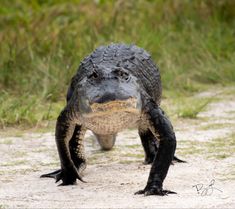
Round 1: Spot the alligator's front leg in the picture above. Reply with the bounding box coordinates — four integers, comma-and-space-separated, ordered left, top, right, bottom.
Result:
41, 108, 84, 185
55, 109, 86, 185
136, 101, 176, 196
69, 125, 87, 175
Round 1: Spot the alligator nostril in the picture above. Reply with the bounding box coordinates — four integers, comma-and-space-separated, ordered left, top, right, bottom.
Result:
113, 68, 130, 81
124, 74, 130, 81
120, 71, 130, 81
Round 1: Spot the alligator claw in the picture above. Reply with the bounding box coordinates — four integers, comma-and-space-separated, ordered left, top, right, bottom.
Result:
41, 165, 86, 185
55, 172, 63, 183
134, 189, 145, 195
135, 187, 176, 196
143, 157, 155, 165
40, 169, 61, 179
144, 156, 186, 165
173, 156, 187, 163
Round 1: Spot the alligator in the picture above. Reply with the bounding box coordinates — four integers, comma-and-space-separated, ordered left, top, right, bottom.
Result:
41, 43, 184, 196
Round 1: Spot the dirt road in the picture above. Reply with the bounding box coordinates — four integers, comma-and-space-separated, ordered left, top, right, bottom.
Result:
0, 87, 234, 208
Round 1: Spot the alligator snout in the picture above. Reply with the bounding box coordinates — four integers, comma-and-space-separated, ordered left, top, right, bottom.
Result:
91, 93, 132, 104
78, 65, 142, 115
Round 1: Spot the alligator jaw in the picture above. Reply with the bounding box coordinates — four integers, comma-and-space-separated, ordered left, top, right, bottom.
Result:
81, 98, 141, 134
90, 97, 139, 113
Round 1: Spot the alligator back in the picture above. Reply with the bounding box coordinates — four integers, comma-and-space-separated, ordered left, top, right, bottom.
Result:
75, 43, 162, 105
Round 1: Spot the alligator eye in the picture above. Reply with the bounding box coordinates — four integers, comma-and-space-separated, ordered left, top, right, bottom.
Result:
88, 71, 98, 79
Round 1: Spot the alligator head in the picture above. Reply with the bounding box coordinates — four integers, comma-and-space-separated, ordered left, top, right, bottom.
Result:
75, 64, 142, 134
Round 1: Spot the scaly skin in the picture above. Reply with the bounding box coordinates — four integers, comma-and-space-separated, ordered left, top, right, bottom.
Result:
41, 43, 183, 195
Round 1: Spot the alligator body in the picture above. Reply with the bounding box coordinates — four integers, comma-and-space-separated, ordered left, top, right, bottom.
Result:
41, 43, 180, 196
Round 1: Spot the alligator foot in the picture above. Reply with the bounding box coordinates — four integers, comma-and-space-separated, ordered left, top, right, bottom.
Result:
41, 165, 86, 185
135, 187, 176, 196
143, 156, 155, 165
41, 169, 61, 179
172, 156, 187, 163
144, 155, 186, 165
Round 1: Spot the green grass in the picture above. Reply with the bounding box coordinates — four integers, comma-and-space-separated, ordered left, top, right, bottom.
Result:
200, 122, 232, 130
0, 91, 64, 126
1, 160, 28, 167
0, 139, 13, 145
0, 0, 235, 127
14, 151, 27, 158
177, 132, 235, 160
119, 160, 141, 164
161, 91, 215, 119
0, 205, 7, 209
123, 153, 144, 159
177, 97, 212, 118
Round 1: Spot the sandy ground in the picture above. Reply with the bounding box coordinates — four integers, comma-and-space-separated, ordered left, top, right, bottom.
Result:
0, 87, 235, 208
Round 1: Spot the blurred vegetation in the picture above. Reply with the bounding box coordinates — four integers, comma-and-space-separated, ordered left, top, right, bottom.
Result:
0, 0, 235, 127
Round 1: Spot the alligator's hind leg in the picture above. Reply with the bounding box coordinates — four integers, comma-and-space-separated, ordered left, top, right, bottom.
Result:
139, 129, 158, 164
41, 125, 86, 180
139, 128, 185, 165
94, 134, 117, 151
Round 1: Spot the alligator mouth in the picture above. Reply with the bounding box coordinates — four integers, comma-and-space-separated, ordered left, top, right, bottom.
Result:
81, 98, 140, 134
86, 97, 139, 117
82, 98, 141, 135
